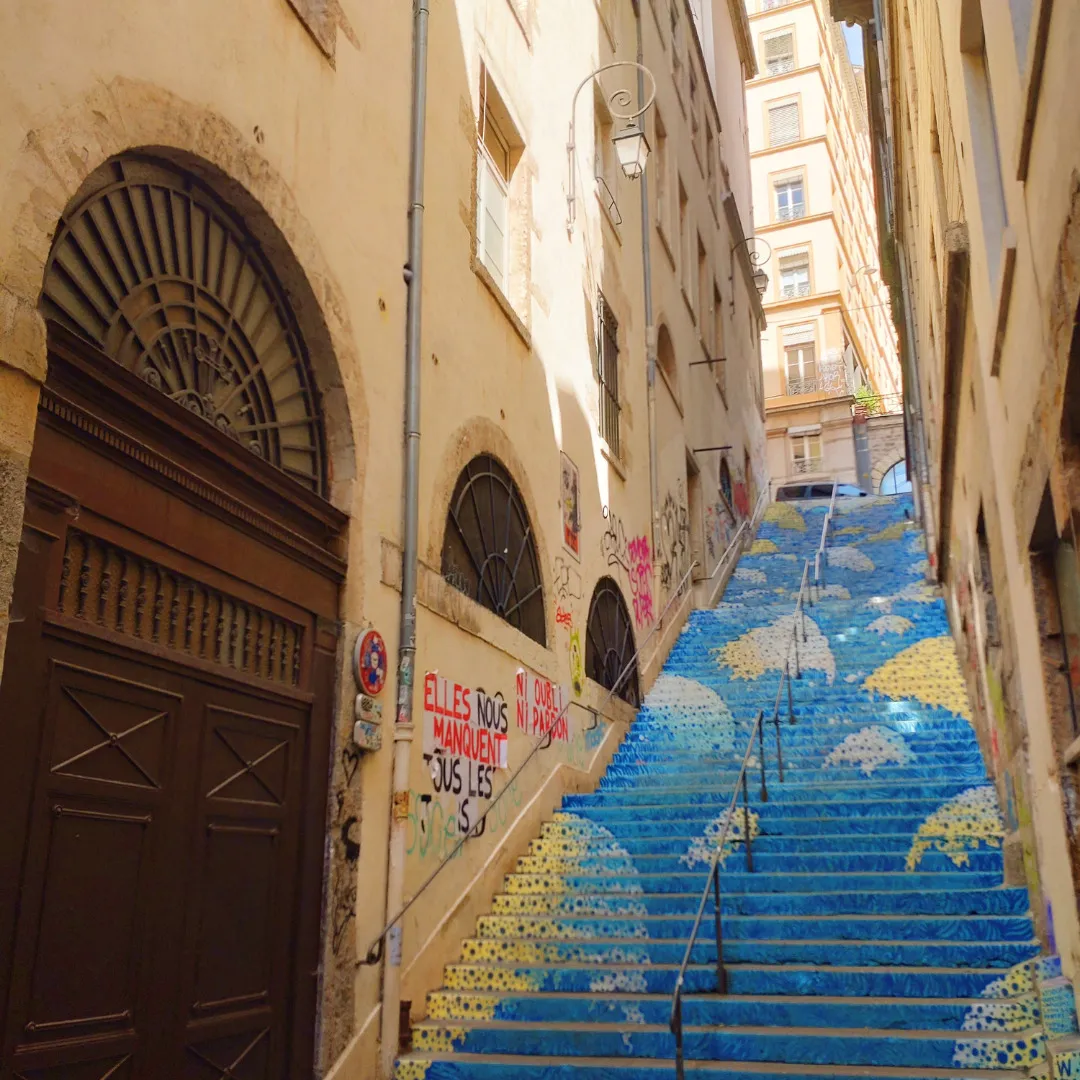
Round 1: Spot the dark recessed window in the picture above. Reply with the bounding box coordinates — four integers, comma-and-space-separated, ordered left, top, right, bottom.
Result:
441, 454, 545, 645
720, 458, 733, 508
586, 577, 639, 706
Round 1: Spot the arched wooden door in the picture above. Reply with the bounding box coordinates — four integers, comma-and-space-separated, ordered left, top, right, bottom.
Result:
0, 158, 347, 1080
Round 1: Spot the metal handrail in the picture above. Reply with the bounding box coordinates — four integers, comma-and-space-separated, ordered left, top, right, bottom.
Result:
702, 488, 770, 609
813, 481, 839, 594
358, 556, 702, 967
669, 560, 809, 1078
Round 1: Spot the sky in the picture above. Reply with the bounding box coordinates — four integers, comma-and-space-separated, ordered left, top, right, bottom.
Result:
843, 23, 865, 66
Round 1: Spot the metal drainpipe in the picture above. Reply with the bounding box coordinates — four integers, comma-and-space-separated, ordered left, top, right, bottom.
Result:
380, 0, 429, 1075
634, 0, 660, 566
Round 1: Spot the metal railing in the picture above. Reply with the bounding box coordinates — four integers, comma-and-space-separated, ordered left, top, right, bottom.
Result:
358, 556, 703, 968
669, 561, 810, 1079
812, 481, 839, 595
702, 487, 770, 609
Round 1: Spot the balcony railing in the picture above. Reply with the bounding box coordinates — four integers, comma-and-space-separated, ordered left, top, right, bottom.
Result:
792, 457, 824, 475
761, 0, 795, 9
785, 360, 852, 398
766, 58, 796, 75
780, 281, 811, 300
776, 204, 806, 222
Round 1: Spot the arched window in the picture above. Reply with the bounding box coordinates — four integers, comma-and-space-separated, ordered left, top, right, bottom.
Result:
441, 454, 545, 645
657, 323, 678, 390
879, 459, 912, 495
585, 577, 640, 706
720, 458, 733, 508
41, 155, 327, 495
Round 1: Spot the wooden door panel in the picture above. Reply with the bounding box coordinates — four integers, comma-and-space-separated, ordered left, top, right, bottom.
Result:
6, 656, 182, 1077
12, 1049, 136, 1080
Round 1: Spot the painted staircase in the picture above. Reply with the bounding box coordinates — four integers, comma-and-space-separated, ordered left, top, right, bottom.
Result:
395, 495, 1069, 1080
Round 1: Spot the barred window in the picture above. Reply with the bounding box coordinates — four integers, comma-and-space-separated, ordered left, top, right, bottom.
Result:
597, 293, 621, 454
586, 577, 640, 706
441, 454, 546, 645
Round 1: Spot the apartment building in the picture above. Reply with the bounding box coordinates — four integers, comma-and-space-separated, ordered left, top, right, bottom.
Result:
744, 0, 901, 493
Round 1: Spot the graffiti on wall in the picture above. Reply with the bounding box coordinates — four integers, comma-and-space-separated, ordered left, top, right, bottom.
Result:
328, 740, 363, 955
704, 503, 733, 562
569, 629, 585, 695
657, 483, 690, 591
628, 535, 654, 626
601, 507, 654, 629
422, 672, 509, 837
405, 777, 523, 862
733, 480, 750, 518
553, 555, 584, 694
516, 668, 571, 743
561, 452, 581, 558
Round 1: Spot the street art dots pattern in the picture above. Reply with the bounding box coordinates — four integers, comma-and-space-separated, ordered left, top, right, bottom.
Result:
981, 962, 1036, 998
636, 675, 737, 753
427, 993, 501, 1021
681, 805, 761, 868
817, 584, 852, 600
824, 726, 912, 775
394, 1061, 432, 1080
412, 1028, 468, 1054
827, 546, 875, 572
763, 503, 807, 531
734, 567, 767, 583
479, 916, 647, 941
908, 558, 930, 575
589, 970, 649, 993
958, 996, 1041, 1033
715, 613, 836, 684
951, 1032, 1045, 1069
864, 636, 971, 719
907, 786, 1004, 871
750, 538, 778, 554
865, 580, 939, 613
443, 966, 543, 992
868, 614, 914, 636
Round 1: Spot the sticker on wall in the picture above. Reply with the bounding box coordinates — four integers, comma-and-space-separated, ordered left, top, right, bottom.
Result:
561, 452, 581, 558
353, 629, 388, 695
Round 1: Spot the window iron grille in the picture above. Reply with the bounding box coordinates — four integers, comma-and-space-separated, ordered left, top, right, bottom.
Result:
586, 577, 640, 706
597, 294, 621, 455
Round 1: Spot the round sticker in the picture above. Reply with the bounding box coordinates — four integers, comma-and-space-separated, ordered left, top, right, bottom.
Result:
353, 629, 388, 695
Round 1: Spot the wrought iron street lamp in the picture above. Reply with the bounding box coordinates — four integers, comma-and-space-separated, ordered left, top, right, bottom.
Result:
567, 60, 656, 233
732, 236, 773, 298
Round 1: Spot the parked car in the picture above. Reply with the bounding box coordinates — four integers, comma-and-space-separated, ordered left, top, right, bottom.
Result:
775, 482, 867, 501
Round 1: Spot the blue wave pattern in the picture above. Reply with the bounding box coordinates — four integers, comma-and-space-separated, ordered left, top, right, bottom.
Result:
396, 495, 1050, 1080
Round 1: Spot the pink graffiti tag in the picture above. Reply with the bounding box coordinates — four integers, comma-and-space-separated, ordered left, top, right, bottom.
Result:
627, 535, 654, 628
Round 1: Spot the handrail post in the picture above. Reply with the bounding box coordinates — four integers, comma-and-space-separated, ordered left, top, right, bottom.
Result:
757, 711, 767, 802
787, 661, 795, 723
713, 863, 726, 994
741, 770, 753, 872
673, 990, 685, 1080
792, 618, 801, 679
773, 694, 785, 783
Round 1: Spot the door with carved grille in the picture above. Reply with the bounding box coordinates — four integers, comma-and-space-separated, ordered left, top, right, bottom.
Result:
0, 328, 344, 1080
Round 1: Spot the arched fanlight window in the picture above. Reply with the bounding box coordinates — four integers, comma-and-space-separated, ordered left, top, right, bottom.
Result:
41, 155, 327, 495
720, 458, 733, 508
879, 459, 912, 495
441, 454, 546, 645
585, 577, 640, 706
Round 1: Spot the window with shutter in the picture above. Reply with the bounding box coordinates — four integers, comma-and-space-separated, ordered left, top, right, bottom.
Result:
783, 324, 817, 394
779, 251, 810, 299
764, 32, 795, 75
768, 101, 800, 146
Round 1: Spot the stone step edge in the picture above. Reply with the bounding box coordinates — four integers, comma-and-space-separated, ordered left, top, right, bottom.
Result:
394, 1050, 1025, 1077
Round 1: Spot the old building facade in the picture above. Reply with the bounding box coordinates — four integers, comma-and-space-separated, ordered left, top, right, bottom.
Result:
836, 0, 1080, 1013
0, 1, 764, 1077
744, 0, 901, 495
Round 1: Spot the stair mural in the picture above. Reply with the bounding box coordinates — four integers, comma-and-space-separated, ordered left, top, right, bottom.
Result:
395, 494, 1078, 1079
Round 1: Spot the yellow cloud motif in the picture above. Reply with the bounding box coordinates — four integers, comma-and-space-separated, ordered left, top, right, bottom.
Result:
427, 992, 501, 1021
763, 503, 807, 531
907, 786, 1003, 871
835, 525, 865, 536
412, 1028, 468, 1054
750, 538, 779, 554
865, 521, 914, 543
863, 636, 971, 720
715, 614, 835, 683
395, 1062, 432, 1080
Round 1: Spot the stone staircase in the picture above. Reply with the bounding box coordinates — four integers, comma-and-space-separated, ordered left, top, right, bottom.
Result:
395, 495, 1071, 1080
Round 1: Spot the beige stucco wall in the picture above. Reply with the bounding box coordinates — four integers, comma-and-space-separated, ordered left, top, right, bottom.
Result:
0, 1, 765, 1076
849, 0, 1080, 1006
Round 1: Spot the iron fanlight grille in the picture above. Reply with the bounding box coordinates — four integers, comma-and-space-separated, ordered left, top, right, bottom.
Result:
585, 577, 639, 706
441, 455, 546, 646
41, 155, 327, 496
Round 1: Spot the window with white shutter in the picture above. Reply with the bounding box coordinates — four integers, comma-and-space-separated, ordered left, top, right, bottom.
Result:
779, 250, 810, 299
783, 324, 817, 394
476, 65, 522, 297
763, 31, 795, 75
768, 101, 801, 146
